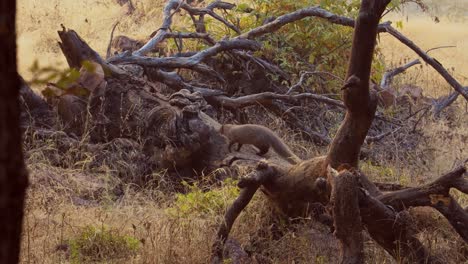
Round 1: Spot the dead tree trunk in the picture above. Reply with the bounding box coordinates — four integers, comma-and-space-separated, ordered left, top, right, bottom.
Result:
0, 0, 29, 263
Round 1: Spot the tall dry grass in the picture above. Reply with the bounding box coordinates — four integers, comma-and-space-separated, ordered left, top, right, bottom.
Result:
17, 0, 166, 84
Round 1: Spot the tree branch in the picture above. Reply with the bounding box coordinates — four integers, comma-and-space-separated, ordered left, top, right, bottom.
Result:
238, 6, 389, 40
134, 0, 238, 56
381, 24, 468, 108
211, 161, 277, 263
287, 71, 344, 94
211, 91, 344, 109
377, 164, 468, 242
380, 59, 421, 88
110, 39, 261, 80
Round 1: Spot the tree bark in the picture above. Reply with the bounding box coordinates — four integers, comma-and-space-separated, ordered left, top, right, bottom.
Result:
320, 1, 389, 262
0, 0, 30, 263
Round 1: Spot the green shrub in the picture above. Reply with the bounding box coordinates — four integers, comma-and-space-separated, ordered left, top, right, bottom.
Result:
174, 0, 387, 93
167, 178, 240, 218
68, 225, 140, 263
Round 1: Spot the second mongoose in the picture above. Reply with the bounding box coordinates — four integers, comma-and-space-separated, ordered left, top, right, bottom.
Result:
219, 124, 302, 164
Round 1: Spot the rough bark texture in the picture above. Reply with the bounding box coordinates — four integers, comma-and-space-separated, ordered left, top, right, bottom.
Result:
56, 27, 229, 179
359, 193, 439, 263
0, 0, 30, 263
327, 167, 363, 264
326, 0, 388, 169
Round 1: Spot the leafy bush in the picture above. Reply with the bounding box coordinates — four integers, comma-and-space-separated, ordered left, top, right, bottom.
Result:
68, 225, 140, 262
174, 0, 387, 92
167, 178, 240, 218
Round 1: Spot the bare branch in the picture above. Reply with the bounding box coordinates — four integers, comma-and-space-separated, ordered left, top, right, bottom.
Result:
287, 71, 344, 94
426, 45, 456, 53
211, 161, 277, 262
134, 0, 182, 56
380, 59, 420, 88
110, 39, 261, 80
433, 86, 468, 116
211, 91, 344, 109
134, 0, 239, 56
381, 25, 468, 107
106, 21, 120, 59
181, 1, 240, 34
378, 165, 468, 242
365, 127, 402, 144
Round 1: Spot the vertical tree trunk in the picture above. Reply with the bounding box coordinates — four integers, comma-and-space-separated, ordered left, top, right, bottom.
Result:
0, 0, 29, 263
326, 0, 390, 168
324, 1, 390, 263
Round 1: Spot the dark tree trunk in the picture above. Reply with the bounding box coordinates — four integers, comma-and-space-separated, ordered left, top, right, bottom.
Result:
0, 0, 29, 263
323, 2, 390, 262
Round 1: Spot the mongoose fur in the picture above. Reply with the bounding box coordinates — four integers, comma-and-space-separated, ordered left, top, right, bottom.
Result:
219, 124, 302, 164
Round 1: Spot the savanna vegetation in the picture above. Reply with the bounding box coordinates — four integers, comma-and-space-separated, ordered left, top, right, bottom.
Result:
2, 0, 467, 263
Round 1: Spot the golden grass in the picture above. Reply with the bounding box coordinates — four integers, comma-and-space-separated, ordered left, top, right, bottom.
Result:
379, 15, 468, 98
17, 0, 166, 85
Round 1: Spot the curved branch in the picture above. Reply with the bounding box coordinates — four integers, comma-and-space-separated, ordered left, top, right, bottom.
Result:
181, 1, 240, 34
287, 71, 344, 94
110, 39, 261, 80
134, 0, 238, 56
106, 21, 120, 59
133, 0, 182, 56
114, 39, 260, 65
380, 59, 421, 88
238, 6, 389, 40
212, 91, 344, 109
378, 164, 468, 242
211, 161, 277, 262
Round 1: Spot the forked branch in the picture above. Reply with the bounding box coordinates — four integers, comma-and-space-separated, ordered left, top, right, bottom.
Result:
211, 161, 277, 263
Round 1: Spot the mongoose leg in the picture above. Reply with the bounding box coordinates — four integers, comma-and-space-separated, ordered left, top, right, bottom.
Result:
236, 144, 243, 151
257, 146, 269, 156
228, 142, 235, 152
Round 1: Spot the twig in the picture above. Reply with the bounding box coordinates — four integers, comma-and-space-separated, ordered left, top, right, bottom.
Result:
380, 59, 420, 88
106, 21, 120, 59
287, 71, 344, 94
426, 45, 456, 53
365, 127, 402, 144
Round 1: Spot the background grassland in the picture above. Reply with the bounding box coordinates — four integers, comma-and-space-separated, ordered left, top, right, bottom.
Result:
17, 0, 468, 263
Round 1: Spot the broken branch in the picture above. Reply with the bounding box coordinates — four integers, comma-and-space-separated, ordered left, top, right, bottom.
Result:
211, 161, 277, 262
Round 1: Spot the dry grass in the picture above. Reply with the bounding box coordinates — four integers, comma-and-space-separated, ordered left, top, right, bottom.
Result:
17, 0, 166, 86
379, 14, 468, 98
18, 1, 468, 263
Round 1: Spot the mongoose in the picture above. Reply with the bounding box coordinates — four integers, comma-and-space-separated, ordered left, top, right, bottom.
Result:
219, 124, 302, 164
